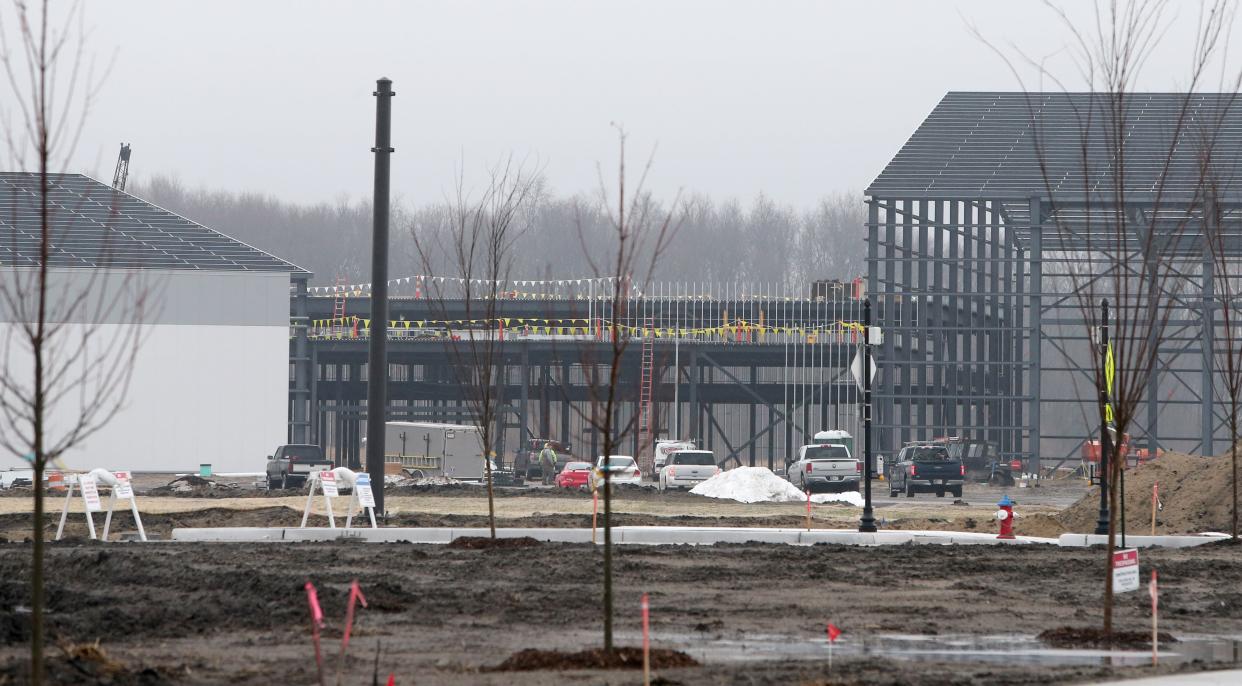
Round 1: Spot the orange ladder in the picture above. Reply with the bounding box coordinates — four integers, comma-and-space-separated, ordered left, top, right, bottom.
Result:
637, 317, 655, 474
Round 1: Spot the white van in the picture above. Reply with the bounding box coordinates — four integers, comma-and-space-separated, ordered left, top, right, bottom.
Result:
653, 439, 696, 472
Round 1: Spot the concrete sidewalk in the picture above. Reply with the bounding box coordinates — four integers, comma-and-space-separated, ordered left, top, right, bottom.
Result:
1087, 670, 1242, 685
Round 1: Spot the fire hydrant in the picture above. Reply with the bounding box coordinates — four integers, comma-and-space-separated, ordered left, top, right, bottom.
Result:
995, 494, 1015, 540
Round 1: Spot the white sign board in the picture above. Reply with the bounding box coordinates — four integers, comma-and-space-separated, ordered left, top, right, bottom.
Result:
850, 348, 878, 390
318, 471, 339, 498
112, 470, 133, 499
1113, 548, 1140, 593
354, 473, 375, 508
79, 474, 102, 512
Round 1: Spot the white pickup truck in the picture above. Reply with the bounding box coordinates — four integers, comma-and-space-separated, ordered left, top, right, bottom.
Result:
785, 443, 860, 493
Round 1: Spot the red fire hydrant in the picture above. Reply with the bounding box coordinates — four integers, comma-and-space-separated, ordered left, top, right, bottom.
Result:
995, 494, 1015, 540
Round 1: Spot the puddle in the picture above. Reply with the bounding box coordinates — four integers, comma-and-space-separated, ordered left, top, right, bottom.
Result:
634, 631, 1242, 667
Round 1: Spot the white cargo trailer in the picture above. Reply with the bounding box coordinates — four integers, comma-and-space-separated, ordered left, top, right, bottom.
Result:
368, 422, 487, 481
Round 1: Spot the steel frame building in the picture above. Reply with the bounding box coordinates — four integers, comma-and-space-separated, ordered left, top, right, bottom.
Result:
289, 283, 870, 469
866, 92, 1242, 470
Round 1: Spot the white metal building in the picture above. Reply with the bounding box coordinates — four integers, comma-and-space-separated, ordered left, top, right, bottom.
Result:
0, 172, 307, 473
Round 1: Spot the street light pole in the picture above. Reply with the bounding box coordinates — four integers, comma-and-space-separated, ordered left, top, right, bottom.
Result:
1095, 298, 1111, 536
859, 297, 877, 533
366, 77, 394, 518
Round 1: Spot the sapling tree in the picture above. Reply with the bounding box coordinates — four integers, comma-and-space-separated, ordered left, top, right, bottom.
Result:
573, 127, 680, 651
412, 158, 540, 538
0, 2, 147, 682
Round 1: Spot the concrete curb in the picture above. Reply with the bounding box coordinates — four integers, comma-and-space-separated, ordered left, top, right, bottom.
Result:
171, 526, 1060, 546
1058, 533, 1230, 549
1085, 669, 1242, 685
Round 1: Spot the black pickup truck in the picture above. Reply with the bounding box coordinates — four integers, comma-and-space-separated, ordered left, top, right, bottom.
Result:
265, 444, 333, 490
887, 443, 965, 498
934, 437, 1019, 486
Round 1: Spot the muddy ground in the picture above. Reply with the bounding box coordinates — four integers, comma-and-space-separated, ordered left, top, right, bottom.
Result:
0, 539, 1240, 685
0, 480, 1084, 542
0, 474, 1237, 684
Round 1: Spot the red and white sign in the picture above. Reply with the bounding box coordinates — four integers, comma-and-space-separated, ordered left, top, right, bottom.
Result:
318, 471, 339, 498
1113, 548, 1140, 593
79, 474, 102, 512
112, 471, 133, 499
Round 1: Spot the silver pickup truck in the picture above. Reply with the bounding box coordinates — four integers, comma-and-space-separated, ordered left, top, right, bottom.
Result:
785, 443, 859, 493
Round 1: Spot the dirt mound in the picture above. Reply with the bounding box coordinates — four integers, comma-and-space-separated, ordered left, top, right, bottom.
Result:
488, 647, 698, 671
447, 536, 541, 550
146, 475, 261, 498
1038, 626, 1176, 649
0, 640, 172, 685
1057, 452, 1238, 534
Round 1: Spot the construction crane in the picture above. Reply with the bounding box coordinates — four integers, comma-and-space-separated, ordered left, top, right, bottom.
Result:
112, 143, 131, 191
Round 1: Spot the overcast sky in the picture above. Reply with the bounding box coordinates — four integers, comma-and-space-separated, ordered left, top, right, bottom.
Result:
9, 1, 1241, 208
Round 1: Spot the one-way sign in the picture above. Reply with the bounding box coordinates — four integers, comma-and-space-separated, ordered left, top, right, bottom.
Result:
851, 347, 877, 390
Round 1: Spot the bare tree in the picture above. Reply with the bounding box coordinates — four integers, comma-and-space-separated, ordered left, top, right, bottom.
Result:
1203, 140, 1242, 540
0, 2, 147, 683
988, 0, 1241, 634
413, 158, 541, 538
572, 128, 679, 651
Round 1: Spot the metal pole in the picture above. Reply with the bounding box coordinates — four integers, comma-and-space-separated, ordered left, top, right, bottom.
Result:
859, 298, 877, 533
1095, 298, 1110, 537
366, 77, 394, 518
674, 336, 680, 438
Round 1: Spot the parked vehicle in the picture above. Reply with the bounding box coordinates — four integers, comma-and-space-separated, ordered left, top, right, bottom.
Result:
887, 443, 964, 498
652, 439, 696, 472
512, 437, 574, 483
812, 430, 855, 457
367, 422, 504, 482
658, 450, 719, 491
555, 461, 594, 490
591, 455, 643, 488
265, 444, 333, 490
932, 436, 1020, 485
786, 443, 860, 492
0, 469, 36, 489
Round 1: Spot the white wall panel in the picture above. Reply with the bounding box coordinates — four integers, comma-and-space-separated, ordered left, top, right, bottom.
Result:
0, 322, 288, 473
0, 265, 292, 474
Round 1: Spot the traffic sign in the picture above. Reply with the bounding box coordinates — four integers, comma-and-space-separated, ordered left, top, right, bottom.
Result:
355, 473, 375, 508
79, 474, 102, 512
318, 471, 339, 498
112, 471, 133, 499
1113, 548, 1140, 593
850, 348, 877, 390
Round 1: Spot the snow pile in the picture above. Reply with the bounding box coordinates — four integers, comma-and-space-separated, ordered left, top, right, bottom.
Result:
689, 467, 865, 506
690, 467, 811, 503
811, 491, 864, 507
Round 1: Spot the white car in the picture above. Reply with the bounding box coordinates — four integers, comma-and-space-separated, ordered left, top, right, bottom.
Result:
591, 455, 643, 488
658, 450, 719, 491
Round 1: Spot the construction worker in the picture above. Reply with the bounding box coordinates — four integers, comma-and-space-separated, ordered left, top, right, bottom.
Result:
539, 442, 558, 486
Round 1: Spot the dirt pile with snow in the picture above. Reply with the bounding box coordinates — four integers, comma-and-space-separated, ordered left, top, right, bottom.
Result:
689, 467, 861, 505
1057, 451, 1239, 534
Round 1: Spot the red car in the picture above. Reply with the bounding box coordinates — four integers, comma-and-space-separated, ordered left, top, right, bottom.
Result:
554, 461, 594, 489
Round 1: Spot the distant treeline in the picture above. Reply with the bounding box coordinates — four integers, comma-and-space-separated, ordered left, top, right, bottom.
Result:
133, 175, 866, 289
